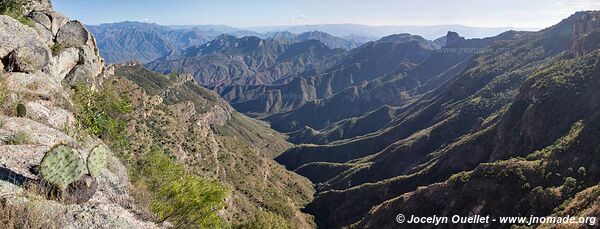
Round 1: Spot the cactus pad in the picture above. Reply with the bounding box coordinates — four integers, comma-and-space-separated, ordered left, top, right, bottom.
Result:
40, 145, 85, 190
87, 144, 108, 177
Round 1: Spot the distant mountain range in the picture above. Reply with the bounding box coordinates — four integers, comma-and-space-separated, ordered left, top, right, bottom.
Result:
246, 23, 538, 40
88, 21, 535, 64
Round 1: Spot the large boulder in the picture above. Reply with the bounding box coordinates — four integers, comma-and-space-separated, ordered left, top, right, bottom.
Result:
28, 11, 51, 30
31, 22, 54, 45
47, 47, 79, 82
46, 11, 68, 36
0, 117, 77, 147
0, 16, 39, 58
56, 20, 90, 47
2, 72, 67, 99
25, 100, 76, 131
64, 45, 103, 87
7, 45, 51, 73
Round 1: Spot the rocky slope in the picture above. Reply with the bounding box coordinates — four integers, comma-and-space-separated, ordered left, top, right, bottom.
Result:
283, 30, 527, 144
109, 64, 315, 227
274, 11, 600, 228
0, 0, 157, 227
211, 33, 439, 118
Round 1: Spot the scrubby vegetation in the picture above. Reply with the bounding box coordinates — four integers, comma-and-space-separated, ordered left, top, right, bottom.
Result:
71, 80, 231, 227
234, 210, 294, 229
0, 198, 67, 229
72, 83, 132, 148
130, 148, 228, 228
0, 0, 33, 26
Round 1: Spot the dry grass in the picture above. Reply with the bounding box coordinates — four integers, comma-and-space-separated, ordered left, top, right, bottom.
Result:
0, 197, 67, 229
0, 180, 69, 228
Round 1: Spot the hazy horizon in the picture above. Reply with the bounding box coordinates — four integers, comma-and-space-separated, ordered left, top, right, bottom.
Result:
53, 0, 600, 29
87, 20, 538, 30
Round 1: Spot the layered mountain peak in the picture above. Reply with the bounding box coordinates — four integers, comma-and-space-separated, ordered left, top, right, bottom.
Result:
376, 33, 440, 49
444, 31, 466, 47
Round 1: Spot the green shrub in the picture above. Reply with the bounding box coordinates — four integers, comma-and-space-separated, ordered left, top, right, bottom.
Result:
16, 103, 26, 117
132, 148, 228, 228
0, 0, 33, 26
72, 83, 132, 149
234, 210, 294, 229
561, 177, 579, 197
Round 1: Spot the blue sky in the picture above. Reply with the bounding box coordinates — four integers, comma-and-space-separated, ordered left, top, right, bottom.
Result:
53, 0, 600, 28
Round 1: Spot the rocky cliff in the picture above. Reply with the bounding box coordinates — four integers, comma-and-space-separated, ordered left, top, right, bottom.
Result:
0, 0, 157, 227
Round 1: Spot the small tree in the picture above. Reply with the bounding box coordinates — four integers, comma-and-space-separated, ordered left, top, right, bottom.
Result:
135, 149, 229, 228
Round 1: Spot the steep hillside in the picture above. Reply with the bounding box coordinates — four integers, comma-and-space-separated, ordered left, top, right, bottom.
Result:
358, 45, 600, 229
109, 64, 315, 227
273, 11, 600, 228
283, 30, 526, 144
263, 31, 523, 133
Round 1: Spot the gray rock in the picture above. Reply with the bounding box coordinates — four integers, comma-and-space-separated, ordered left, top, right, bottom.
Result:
25, 100, 75, 131
47, 47, 79, 82
46, 11, 68, 36
2, 72, 67, 99
32, 22, 54, 45
29, 11, 51, 30
56, 20, 90, 47
0, 16, 39, 58
7, 45, 50, 73
0, 145, 48, 179
25, 0, 53, 12
64, 45, 103, 87
0, 116, 77, 147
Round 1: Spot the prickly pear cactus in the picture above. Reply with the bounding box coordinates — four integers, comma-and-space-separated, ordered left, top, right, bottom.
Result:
40, 145, 85, 190
87, 144, 108, 177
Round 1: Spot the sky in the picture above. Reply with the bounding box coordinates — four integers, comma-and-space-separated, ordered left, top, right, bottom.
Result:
53, 0, 600, 29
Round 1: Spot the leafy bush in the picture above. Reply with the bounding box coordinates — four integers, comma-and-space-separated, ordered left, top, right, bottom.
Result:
561, 177, 579, 197
72, 83, 132, 148
234, 210, 294, 229
0, 0, 33, 26
131, 148, 228, 228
